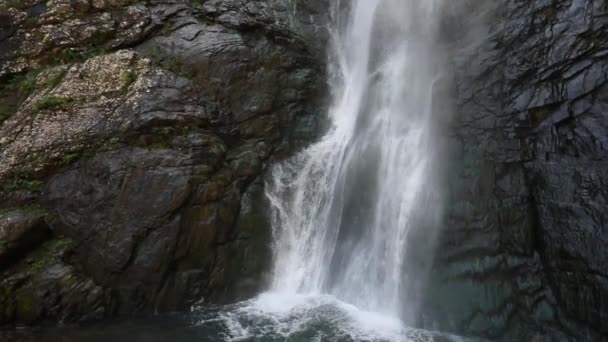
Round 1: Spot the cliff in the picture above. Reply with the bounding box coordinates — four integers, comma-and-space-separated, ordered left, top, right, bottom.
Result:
424, 1, 608, 341
0, 0, 327, 323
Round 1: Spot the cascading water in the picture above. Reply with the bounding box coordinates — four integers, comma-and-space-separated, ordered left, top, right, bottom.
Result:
267, 0, 445, 317
191, 1, 456, 341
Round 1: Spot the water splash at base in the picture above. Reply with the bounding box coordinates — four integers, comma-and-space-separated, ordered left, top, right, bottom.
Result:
193, 293, 471, 342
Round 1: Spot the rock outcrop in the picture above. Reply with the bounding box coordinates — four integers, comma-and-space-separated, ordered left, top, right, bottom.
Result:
0, 0, 328, 324
423, 1, 608, 341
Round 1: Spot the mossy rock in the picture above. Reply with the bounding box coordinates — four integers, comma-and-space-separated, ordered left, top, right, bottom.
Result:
0, 69, 39, 100
120, 70, 137, 95
145, 47, 193, 78
14, 287, 40, 322
0, 69, 41, 123
32, 96, 75, 111
7, 237, 75, 276
58, 47, 109, 64
5, 178, 44, 193
0, 104, 18, 123
0, 284, 17, 323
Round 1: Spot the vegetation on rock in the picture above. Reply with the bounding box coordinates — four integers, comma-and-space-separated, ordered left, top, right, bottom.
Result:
32, 96, 74, 112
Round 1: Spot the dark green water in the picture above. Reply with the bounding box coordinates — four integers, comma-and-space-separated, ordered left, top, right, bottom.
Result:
1, 294, 475, 342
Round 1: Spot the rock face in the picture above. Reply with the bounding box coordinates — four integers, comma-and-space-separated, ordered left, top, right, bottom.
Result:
0, 0, 328, 324
423, 1, 608, 341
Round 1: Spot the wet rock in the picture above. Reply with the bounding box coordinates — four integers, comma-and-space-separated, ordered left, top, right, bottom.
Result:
0, 0, 328, 325
0, 0, 158, 76
422, 1, 608, 341
0, 209, 51, 270
0, 238, 106, 324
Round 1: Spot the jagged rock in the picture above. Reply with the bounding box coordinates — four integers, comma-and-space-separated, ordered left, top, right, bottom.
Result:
0, 209, 51, 270
0, 0, 328, 324
0, 0, 158, 77
422, 1, 608, 341
0, 237, 107, 324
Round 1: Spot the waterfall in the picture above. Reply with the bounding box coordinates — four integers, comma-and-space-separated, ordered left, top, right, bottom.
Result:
266, 0, 446, 320
188, 1, 460, 340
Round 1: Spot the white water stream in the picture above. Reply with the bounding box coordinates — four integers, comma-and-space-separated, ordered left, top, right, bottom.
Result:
267, 0, 444, 316
197, 1, 450, 340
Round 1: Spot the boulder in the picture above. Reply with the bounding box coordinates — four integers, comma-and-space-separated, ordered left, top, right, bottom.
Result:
0, 0, 329, 324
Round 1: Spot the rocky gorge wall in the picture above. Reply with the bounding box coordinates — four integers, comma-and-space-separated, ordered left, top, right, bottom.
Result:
423, 1, 608, 341
0, 0, 328, 324
0, 1, 606, 341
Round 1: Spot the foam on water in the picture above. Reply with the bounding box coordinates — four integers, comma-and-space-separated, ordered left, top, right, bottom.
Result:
194, 292, 464, 342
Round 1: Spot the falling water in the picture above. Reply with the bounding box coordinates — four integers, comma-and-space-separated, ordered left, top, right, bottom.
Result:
266, 0, 445, 318
190, 1, 453, 341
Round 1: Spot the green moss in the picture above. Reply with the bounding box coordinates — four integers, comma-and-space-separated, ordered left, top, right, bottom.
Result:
59, 152, 81, 166
49, 238, 75, 251
5, 0, 31, 9
146, 48, 193, 78
88, 30, 116, 46
28, 258, 48, 274
6, 178, 44, 192
0, 285, 16, 320
159, 23, 174, 37
120, 70, 137, 95
0, 69, 58, 123
23, 16, 40, 28
16, 75, 38, 98
161, 57, 193, 78
60, 47, 108, 64
0, 70, 43, 123
160, 126, 173, 136
15, 238, 73, 275
43, 69, 67, 89
0, 237, 77, 322
0, 104, 17, 123
1, 70, 40, 100
146, 141, 171, 149
60, 48, 85, 63
143, 126, 176, 149
107, 137, 121, 145
32, 96, 74, 111
22, 206, 55, 224
16, 292, 35, 318
56, 148, 98, 168
147, 47, 161, 60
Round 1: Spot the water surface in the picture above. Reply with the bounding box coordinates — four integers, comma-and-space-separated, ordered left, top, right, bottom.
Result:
3, 293, 474, 342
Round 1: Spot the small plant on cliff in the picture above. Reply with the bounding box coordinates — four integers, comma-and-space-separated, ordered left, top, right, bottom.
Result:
43, 69, 67, 89
60, 47, 107, 64
120, 70, 137, 95
146, 47, 193, 78
59, 152, 81, 166
0, 70, 42, 122
32, 96, 74, 111
7, 178, 44, 192
164, 57, 193, 78
1, 70, 39, 100
14, 72, 38, 98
